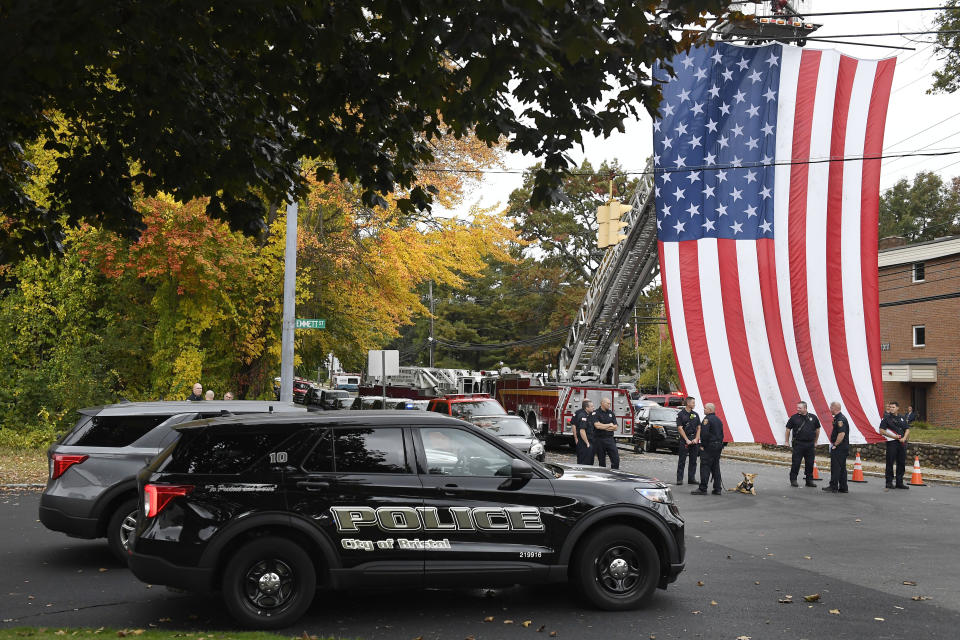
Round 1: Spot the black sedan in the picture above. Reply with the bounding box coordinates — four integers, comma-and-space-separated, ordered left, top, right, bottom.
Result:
634, 405, 682, 453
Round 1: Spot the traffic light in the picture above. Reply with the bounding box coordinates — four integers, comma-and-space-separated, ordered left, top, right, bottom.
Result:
597, 199, 631, 248
596, 203, 611, 248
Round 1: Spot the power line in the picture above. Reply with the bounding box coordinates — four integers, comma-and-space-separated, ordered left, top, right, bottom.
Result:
778, 7, 948, 18
884, 112, 960, 149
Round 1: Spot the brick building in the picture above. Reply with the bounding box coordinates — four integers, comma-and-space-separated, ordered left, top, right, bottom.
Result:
878, 236, 960, 427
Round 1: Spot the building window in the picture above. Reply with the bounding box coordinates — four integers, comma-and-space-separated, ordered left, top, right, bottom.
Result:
912, 262, 925, 282
913, 325, 925, 348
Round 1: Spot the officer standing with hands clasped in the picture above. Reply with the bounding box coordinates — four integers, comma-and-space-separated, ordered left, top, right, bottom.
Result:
676, 396, 700, 485
824, 401, 849, 493
691, 403, 724, 495
590, 397, 620, 470
880, 400, 910, 490
570, 399, 595, 465
785, 401, 821, 487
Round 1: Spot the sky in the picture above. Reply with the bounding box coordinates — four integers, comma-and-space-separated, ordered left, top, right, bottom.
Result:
445, 1, 957, 217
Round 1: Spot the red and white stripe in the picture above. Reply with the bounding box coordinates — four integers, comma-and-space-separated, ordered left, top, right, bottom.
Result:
659, 44, 893, 445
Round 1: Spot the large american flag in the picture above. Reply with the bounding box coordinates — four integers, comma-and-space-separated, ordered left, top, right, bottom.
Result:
654, 42, 893, 445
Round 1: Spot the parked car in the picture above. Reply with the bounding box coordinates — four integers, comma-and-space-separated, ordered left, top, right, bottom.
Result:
427, 394, 507, 420
40, 400, 307, 562
634, 405, 682, 453
470, 415, 546, 461
128, 411, 685, 628
350, 395, 391, 410
305, 388, 351, 410
642, 394, 685, 408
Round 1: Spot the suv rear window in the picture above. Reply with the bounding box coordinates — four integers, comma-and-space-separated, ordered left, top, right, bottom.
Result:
65, 414, 169, 447
303, 427, 408, 474
165, 427, 299, 474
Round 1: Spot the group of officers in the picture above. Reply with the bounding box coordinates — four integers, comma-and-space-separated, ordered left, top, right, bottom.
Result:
571, 394, 916, 492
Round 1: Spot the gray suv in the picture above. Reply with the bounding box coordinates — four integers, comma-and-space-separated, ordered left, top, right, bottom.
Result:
40, 400, 306, 562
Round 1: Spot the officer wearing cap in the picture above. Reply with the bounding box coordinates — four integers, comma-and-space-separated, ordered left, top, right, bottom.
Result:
570, 399, 595, 465
675, 396, 700, 485
589, 397, 620, 470
824, 401, 849, 493
691, 403, 724, 495
785, 401, 821, 487
879, 400, 910, 490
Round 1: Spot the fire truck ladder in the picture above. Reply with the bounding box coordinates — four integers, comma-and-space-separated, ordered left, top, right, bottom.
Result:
558, 158, 659, 383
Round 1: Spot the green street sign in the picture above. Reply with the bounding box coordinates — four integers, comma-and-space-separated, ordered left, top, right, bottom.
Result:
295, 318, 326, 329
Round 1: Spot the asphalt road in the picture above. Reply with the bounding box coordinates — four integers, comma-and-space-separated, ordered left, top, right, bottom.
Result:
3, 450, 960, 639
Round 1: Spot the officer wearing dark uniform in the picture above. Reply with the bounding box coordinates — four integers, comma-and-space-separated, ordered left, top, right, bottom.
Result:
675, 397, 700, 485
785, 401, 821, 487
691, 403, 724, 495
570, 400, 595, 465
589, 397, 620, 470
824, 401, 849, 493
879, 400, 910, 489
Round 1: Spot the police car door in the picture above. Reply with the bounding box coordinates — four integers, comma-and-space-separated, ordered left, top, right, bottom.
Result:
287, 424, 426, 585
413, 424, 560, 586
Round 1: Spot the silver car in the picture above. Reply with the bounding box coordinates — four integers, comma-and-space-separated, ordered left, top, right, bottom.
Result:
470, 414, 546, 461
39, 400, 306, 562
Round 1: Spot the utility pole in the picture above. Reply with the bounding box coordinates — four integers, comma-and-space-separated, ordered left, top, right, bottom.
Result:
428, 280, 435, 367
634, 306, 641, 376
279, 193, 298, 403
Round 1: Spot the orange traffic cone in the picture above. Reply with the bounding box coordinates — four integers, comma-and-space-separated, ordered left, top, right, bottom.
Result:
811, 460, 822, 481
909, 456, 926, 486
850, 451, 867, 483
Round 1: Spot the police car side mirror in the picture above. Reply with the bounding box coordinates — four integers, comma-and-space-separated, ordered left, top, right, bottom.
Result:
498, 459, 534, 490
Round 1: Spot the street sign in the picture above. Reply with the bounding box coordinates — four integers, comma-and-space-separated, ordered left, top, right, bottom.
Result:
295, 318, 326, 329
368, 350, 400, 377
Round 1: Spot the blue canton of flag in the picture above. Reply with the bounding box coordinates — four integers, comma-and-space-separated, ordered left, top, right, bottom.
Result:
654, 43, 782, 241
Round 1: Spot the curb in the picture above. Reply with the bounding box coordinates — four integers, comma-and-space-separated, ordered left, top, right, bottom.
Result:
716, 453, 960, 487
0, 483, 45, 489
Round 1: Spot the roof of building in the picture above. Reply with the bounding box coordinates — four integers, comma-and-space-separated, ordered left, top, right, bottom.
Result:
878, 235, 960, 268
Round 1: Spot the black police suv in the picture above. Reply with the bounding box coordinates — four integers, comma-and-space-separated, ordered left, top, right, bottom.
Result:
129, 411, 685, 628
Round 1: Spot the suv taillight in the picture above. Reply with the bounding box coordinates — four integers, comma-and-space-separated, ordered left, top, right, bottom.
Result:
50, 454, 88, 479
144, 484, 194, 518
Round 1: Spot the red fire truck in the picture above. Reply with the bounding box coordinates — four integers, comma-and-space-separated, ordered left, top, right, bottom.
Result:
493, 374, 636, 447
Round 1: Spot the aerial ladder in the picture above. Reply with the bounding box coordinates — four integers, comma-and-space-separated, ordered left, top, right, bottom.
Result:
558, 158, 660, 383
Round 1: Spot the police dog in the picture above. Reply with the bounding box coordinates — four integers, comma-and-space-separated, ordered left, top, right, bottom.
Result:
729, 472, 758, 495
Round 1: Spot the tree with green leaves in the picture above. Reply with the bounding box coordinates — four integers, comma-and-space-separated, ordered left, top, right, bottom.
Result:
879, 171, 960, 243
1, 0, 729, 265
931, 1, 960, 94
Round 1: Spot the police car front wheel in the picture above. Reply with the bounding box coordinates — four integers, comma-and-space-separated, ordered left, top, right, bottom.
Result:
222, 537, 317, 629
574, 525, 660, 610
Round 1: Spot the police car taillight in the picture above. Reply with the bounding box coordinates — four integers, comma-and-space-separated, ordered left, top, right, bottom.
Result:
144, 484, 193, 518
50, 454, 88, 480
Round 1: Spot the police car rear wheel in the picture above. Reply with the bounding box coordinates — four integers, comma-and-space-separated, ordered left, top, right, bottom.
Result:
222, 537, 316, 629
574, 525, 660, 610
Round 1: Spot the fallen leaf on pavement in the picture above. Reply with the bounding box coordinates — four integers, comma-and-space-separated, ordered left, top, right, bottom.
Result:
912, 596, 930, 601
549, 633, 557, 638
504, 620, 514, 624
804, 556, 812, 560
691, 610, 702, 615
522, 621, 532, 628
829, 609, 840, 615
875, 617, 885, 621
537, 625, 546, 632
855, 519, 862, 523
754, 581, 761, 585
778, 597, 793, 604
98, 568, 108, 573
483, 617, 494, 623
903, 581, 917, 586
710, 601, 718, 606
803, 594, 821, 602
737, 636, 751, 640
697, 581, 704, 586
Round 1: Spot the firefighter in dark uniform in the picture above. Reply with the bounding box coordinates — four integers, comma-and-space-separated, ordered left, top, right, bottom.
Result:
676, 396, 700, 485
785, 400, 821, 487
570, 399, 595, 465
589, 397, 620, 470
879, 400, 910, 489
691, 402, 724, 495
824, 401, 849, 493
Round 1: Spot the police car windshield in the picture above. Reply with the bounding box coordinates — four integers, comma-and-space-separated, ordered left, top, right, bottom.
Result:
649, 406, 679, 422
472, 416, 532, 437
450, 399, 506, 419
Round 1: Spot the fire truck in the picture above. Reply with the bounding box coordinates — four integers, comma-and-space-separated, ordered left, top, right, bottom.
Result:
494, 374, 635, 448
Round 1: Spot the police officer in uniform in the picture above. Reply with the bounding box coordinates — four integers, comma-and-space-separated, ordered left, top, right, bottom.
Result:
785, 401, 821, 487
824, 401, 849, 493
879, 400, 910, 489
691, 403, 724, 495
590, 397, 620, 470
675, 396, 700, 485
570, 399, 595, 465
